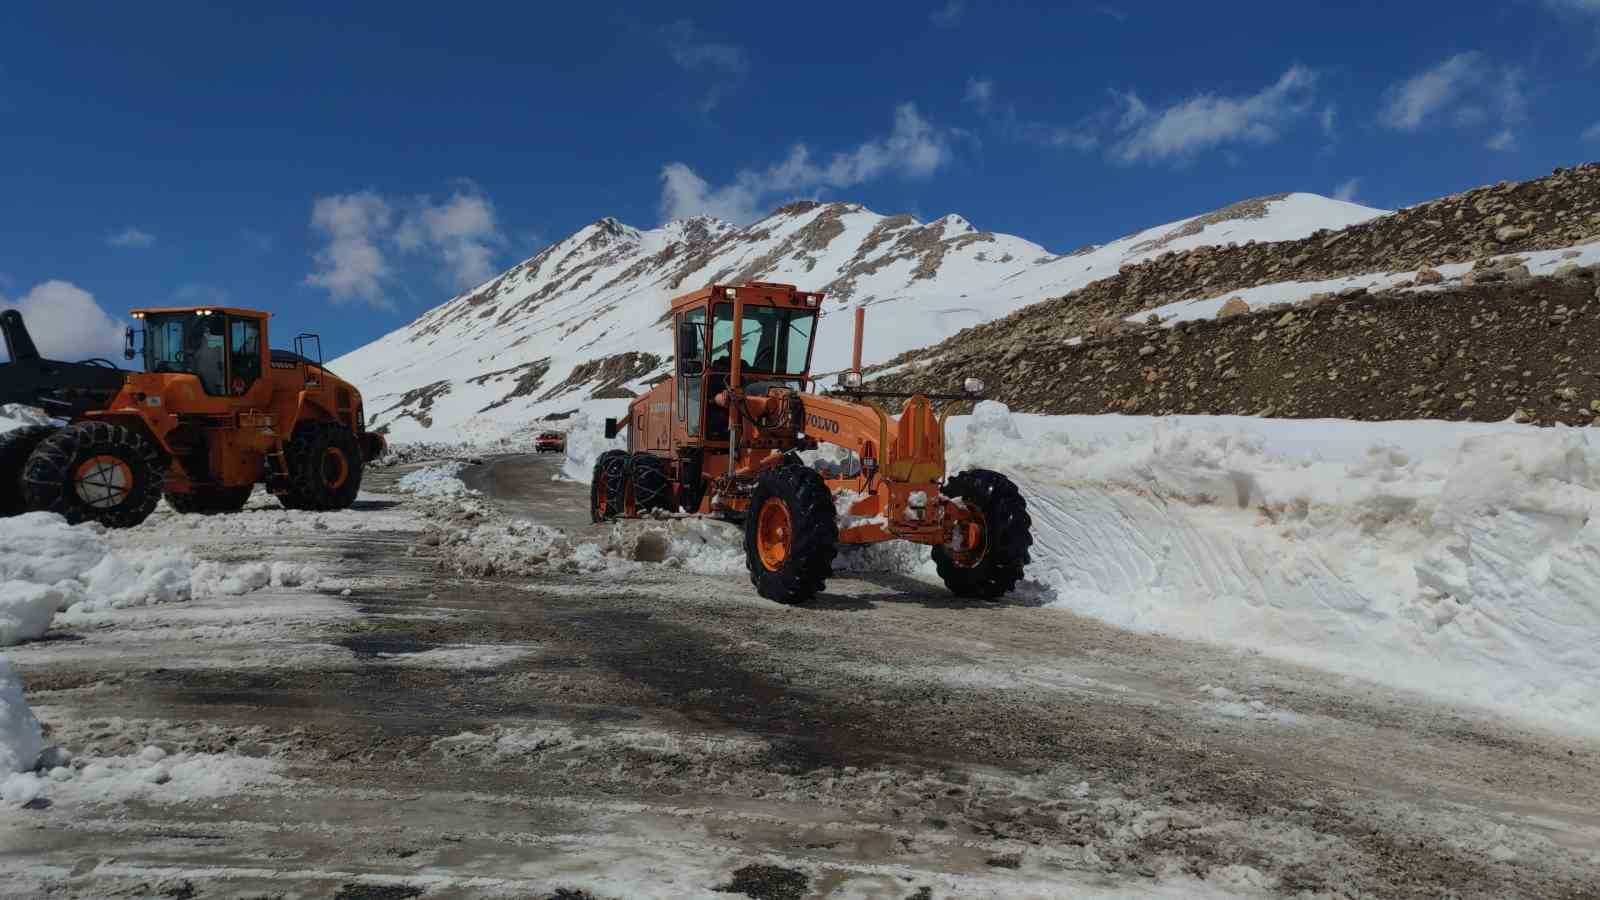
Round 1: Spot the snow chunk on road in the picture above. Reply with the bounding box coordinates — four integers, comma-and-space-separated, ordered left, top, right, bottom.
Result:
396, 461, 479, 497
559, 411, 623, 482
0, 656, 45, 802
949, 403, 1600, 736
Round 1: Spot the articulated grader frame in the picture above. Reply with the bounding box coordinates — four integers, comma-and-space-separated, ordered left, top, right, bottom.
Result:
594, 281, 1033, 604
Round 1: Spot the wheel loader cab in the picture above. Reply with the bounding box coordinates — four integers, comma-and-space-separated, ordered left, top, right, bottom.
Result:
135, 308, 265, 397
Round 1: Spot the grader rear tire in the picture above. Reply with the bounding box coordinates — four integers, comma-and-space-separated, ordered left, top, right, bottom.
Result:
627, 453, 672, 513
744, 465, 837, 605
932, 469, 1032, 600
0, 425, 59, 517
590, 450, 628, 522
22, 422, 164, 528
166, 485, 254, 515
281, 421, 363, 511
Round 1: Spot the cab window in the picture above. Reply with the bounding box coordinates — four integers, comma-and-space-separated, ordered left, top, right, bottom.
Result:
229, 318, 262, 394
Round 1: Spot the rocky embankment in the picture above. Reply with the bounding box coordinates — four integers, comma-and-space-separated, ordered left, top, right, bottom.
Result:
871, 163, 1600, 425
875, 260, 1600, 425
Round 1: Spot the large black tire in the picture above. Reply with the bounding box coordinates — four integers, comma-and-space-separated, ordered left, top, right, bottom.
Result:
0, 425, 59, 517
932, 469, 1033, 600
627, 453, 672, 514
166, 485, 254, 515
22, 422, 164, 528
743, 465, 837, 604
590, 450, 628, 522
281, 420, 363, 511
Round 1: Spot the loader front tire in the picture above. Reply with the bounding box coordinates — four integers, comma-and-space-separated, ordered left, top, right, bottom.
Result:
627, 453, 671, 514
590, 450, 628, 522
281, 421, 363, 511
0, 425, 59, 517
166, 485, 254, 515
744, 465, 837, 605
22, 422, 164, 528
933, 469, 1032, 600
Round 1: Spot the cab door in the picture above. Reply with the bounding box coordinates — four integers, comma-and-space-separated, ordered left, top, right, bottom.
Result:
677, 307, 707, 439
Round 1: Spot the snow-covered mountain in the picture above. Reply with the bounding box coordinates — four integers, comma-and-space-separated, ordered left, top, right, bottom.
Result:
333, 193, 1386, 440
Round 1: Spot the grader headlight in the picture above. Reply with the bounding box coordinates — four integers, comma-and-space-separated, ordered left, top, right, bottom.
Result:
841, 371, 863, 388
963, 377, 986, 396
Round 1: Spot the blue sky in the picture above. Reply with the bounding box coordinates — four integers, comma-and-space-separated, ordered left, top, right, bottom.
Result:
3, 1, 1598, 360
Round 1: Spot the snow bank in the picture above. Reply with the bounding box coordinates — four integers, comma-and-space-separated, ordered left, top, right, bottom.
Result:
559, 411, 623, 482
0, 513, 191, 644
5, 742, 283, 808
0, 513, 321, 644
949, 403, 1600, 735
396, 461, 479, 497
0, 404, 54, 435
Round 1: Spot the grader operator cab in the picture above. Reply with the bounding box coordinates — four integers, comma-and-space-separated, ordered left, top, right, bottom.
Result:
0, 306, 384, 528
595, 281, 1033, 604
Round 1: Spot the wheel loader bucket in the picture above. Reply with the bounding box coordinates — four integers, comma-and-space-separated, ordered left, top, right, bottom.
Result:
885, 395, 945, 483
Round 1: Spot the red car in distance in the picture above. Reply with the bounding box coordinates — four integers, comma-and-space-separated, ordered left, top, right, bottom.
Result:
534, 431, 565, 454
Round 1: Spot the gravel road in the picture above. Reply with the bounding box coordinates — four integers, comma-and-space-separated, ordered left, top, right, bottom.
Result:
3, 454, 1597, 899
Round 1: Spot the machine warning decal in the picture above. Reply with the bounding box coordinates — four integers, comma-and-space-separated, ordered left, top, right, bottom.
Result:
805, 413, 840, 434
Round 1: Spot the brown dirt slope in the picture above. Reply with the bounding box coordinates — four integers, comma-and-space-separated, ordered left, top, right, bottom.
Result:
873, 266, 1600, 426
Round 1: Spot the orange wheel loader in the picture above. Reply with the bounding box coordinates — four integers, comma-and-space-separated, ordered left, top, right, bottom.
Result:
592, 281, 1033, 604
0, 306, 385, 528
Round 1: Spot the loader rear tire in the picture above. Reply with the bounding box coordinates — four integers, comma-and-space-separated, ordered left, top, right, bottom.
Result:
281, 420, 363, 511
933, 469, 1032, 600
166, 485, 254, 515
590, 450, 628, 522
744, 465, 837, 605
22, 422, 163, 528
0, 425, 59, 517
627, 453, 671, 513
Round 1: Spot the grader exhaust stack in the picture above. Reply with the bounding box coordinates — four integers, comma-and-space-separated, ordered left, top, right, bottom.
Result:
594, 282, 1033, 605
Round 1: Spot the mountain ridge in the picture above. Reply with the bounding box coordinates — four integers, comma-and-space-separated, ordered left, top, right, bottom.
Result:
333, 192, 1386, 440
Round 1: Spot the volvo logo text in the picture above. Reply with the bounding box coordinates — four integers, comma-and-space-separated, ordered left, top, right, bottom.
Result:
806, 413, 840, 433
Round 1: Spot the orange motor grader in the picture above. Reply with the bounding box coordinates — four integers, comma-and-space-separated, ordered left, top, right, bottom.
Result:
595, 281, 1032, 604
0, 305, 385, 528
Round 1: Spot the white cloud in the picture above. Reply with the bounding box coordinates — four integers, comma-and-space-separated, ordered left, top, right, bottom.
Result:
107, 227, 154, 249
305, 192, 394, 308
1381, 53, 1480, 130
1112, 66, 1318, 163
1332, 178, 1361, 202
655, 20, 747, 112
396, 191, 503, 290
1320, 104, 1337, 137
0, 281, 125, 361
931, 0, 965, 28
1380, 53, 1526, 142
1584, 121, 1600, 141
660, 104, 953, 224
306, 189, 504, 304
656, 20, 747, 73
964, 77, 994, 111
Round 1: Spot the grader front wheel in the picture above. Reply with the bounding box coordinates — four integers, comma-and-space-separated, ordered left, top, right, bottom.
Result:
743, 465, 837, 605
590, 450, 628, 522
933, 469, 1033, 600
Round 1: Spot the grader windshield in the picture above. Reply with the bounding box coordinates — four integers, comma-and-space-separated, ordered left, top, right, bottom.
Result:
710, 303, 815, 376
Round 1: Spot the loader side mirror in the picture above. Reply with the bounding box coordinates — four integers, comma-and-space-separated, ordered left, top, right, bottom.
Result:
124, 327, 137, 361
604, 417, 620, 439
681, 358, 705, 377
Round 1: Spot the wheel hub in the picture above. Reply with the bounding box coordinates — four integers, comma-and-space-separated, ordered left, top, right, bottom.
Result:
74, 455, 133, 510
323, 447, 349, 489
756, 497, 792, 570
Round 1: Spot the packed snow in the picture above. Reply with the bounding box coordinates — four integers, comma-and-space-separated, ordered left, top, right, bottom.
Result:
1130, 239, 1600, 326
0, 656, 45, 802
395, 461, 479, 497
335, 194, 1384, 441
946, 403, 1600, 736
